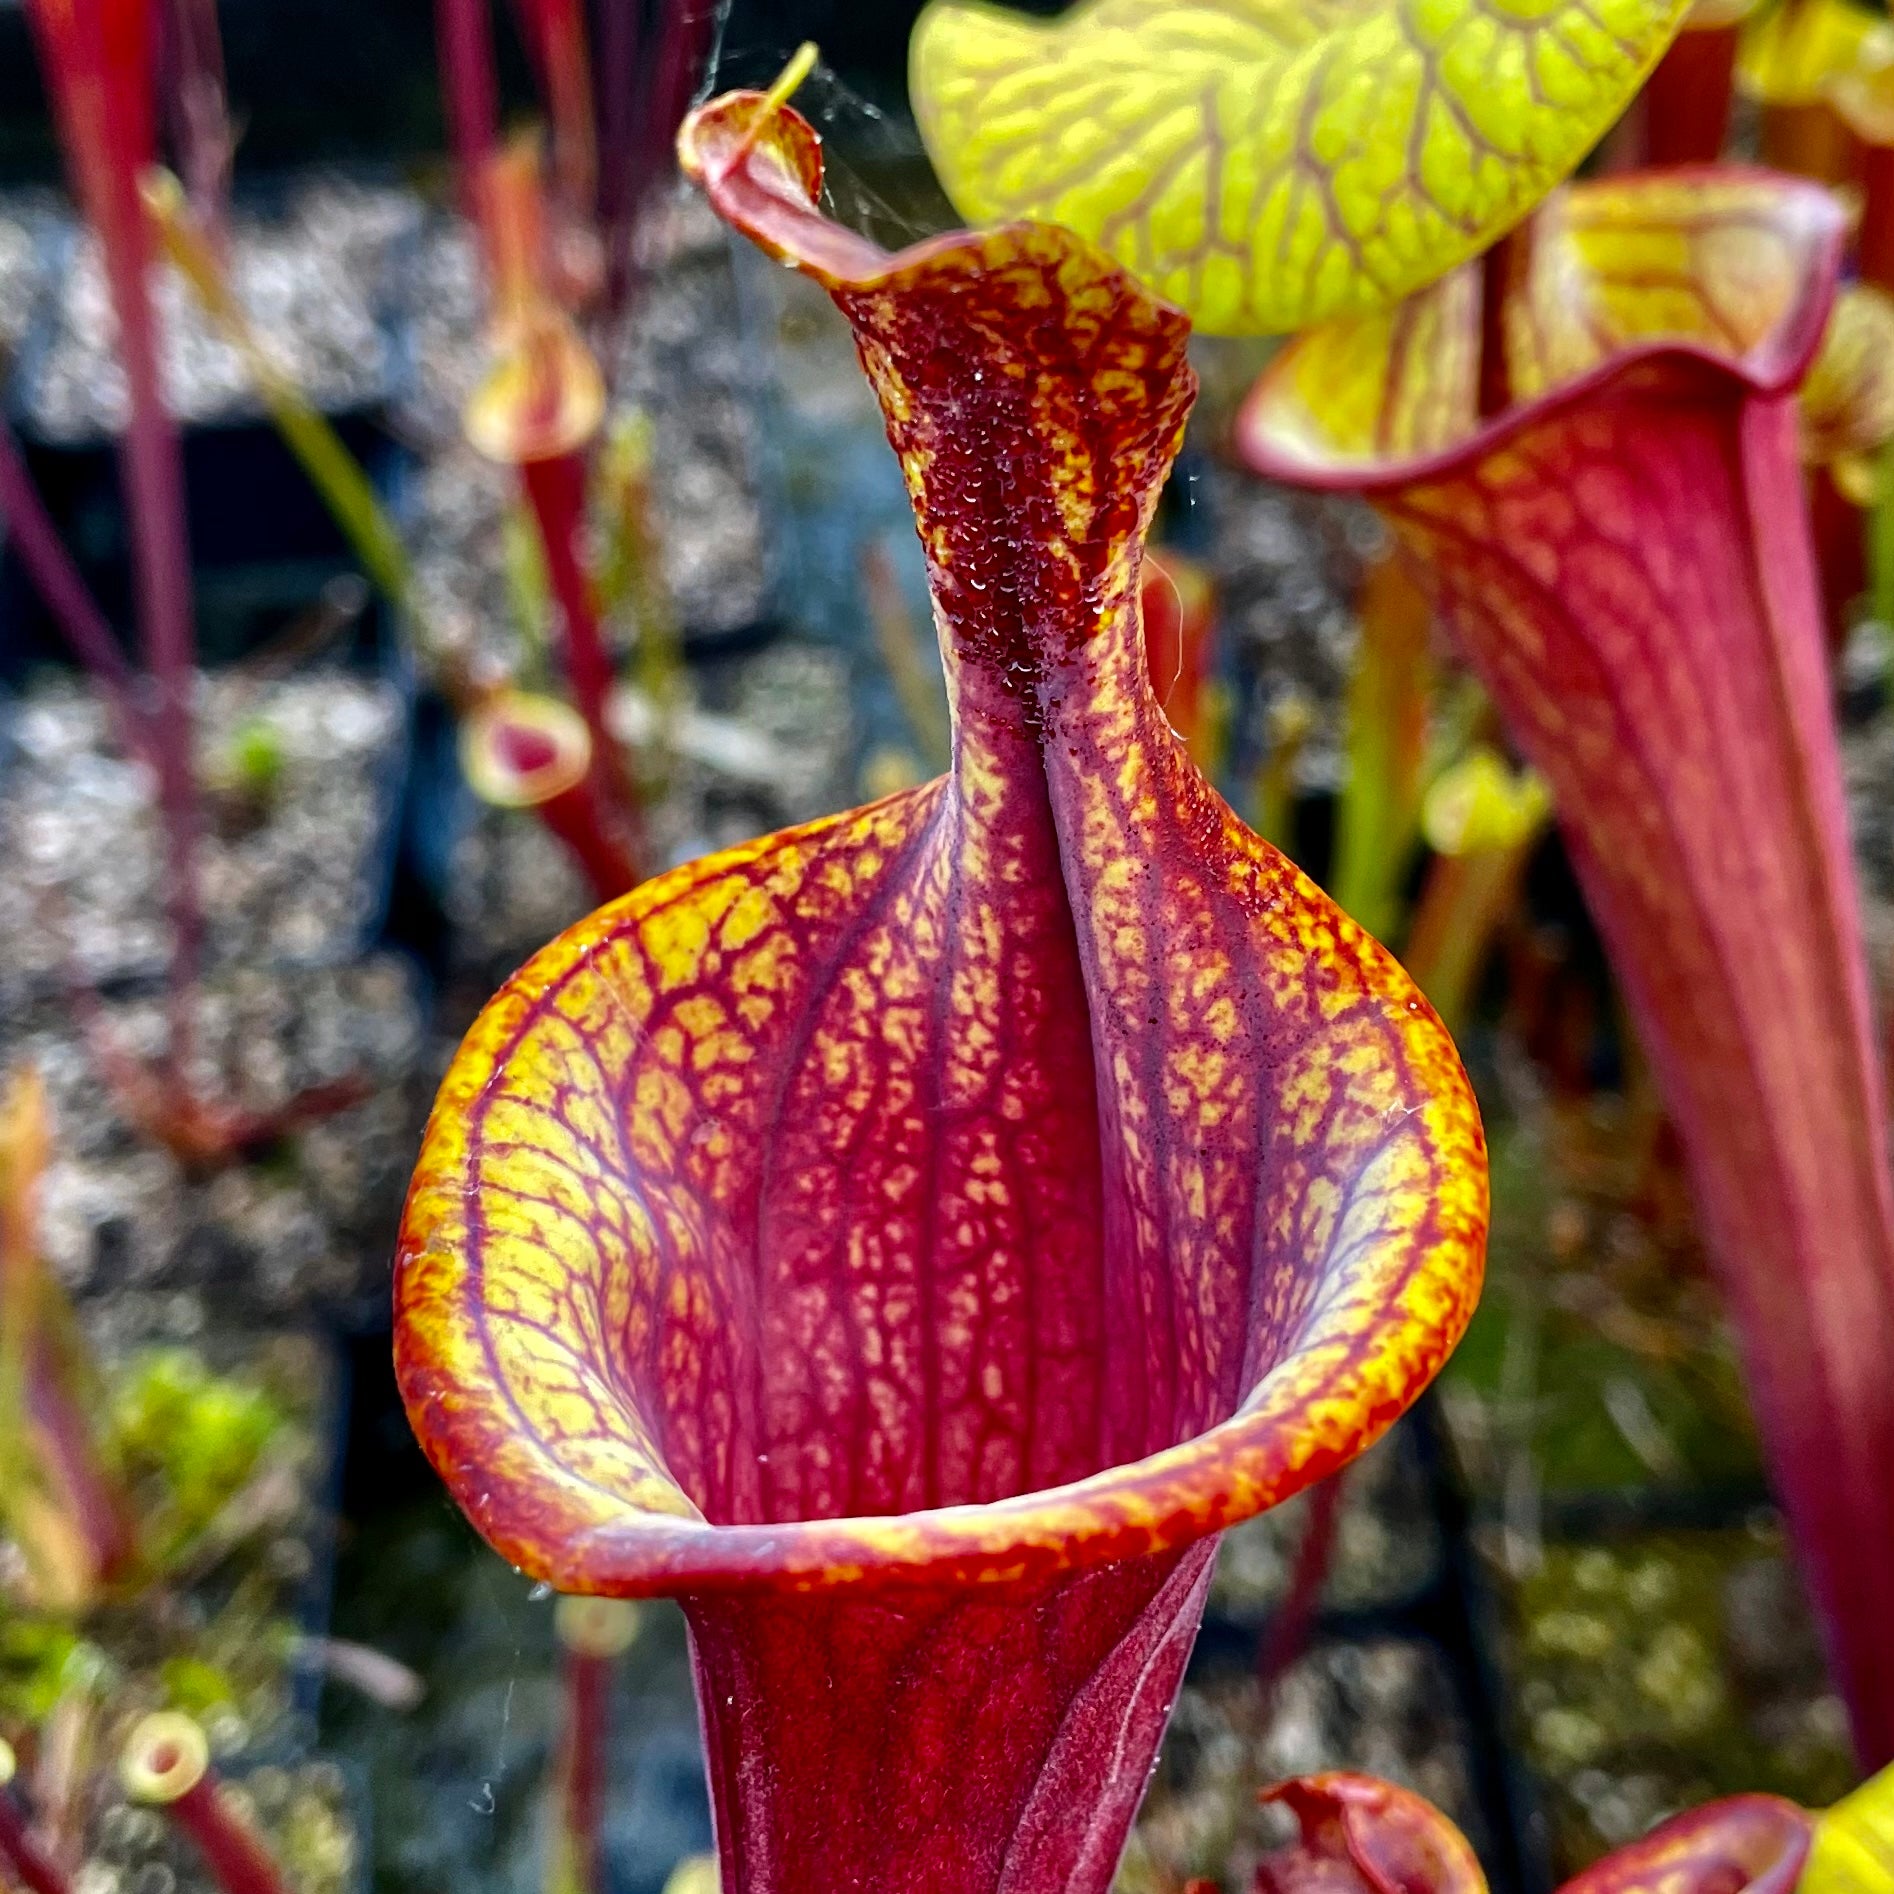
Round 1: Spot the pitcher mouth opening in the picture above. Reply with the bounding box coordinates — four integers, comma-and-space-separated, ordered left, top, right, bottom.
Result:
395, 802, 1481, 1602
394, 89, 1488, 1615
1237, 167, 1846, 496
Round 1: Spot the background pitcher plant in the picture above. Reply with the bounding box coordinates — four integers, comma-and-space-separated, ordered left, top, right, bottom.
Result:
1239, 167, 1894, 1766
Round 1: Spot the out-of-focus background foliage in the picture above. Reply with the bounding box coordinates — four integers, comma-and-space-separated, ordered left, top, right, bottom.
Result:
1, 2, 1887, 1892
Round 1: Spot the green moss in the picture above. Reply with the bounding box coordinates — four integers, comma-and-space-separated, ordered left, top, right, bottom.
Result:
1443, 1115, 1761, 1499
158, 1653, 242, 1716
218, 716, 289, 802
1512, 1533, 1853, 1872
110, 1346, 289, 1562
2, 1338, 318, 1762
0, 1620, 102, 1723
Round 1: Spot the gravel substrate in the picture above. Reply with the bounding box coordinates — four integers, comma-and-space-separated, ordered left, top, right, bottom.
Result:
0, 671, 406, 1002
5, 175, 774, 662
6, 952, 424, 1323
612, 190, 774, 640
17, 179, 418, 440
0, 190, 59, 368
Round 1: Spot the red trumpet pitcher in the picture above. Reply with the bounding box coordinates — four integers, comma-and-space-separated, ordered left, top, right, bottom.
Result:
395, 88, 1489, 1894
1240, 167, 1894, 1765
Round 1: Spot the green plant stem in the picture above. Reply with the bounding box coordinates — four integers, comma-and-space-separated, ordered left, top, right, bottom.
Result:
1403, 842, 1537, 1034
1332, 555, 1431, 942
1873, 439, 1894, 631
145, 175, 417, 614
1251, 694, 1313, 854
250, 401, 411, 609
595, 416, 685, 787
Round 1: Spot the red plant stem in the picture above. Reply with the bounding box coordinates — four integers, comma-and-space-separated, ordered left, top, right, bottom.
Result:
521, 454, 612, 736
1861, 142, 1894, 292
117, 323, 204, 1086
1477, 238, 1514, 420
599, 0, 717, 316
1640, 26, 1739, 166
510, 0, 594, 214
539, 777, 639, 899
434, 0, 502, 237
687, 1549, 1218, 1894
647, 2, 716, 166
0, 422, 152, 764
1381, 385, 1894, 1764
519, 450, 645, 880
27, 0, 204, 1084
0, 1791, 70, 1894
161, 1779, 291, 1894
104, 225, 203, 1084
1240, 179, 1894, 1758
160, 0, 231, 247
48, 914, 372, 1167
626, 0, 716, 310
641, 0, 716, 197
556, 1645, 611, 1894
596, 0, 641, 306
110, 1055, 373, 1169
25, 1335, 138, 1584
1256, 1472, 1344, 1706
